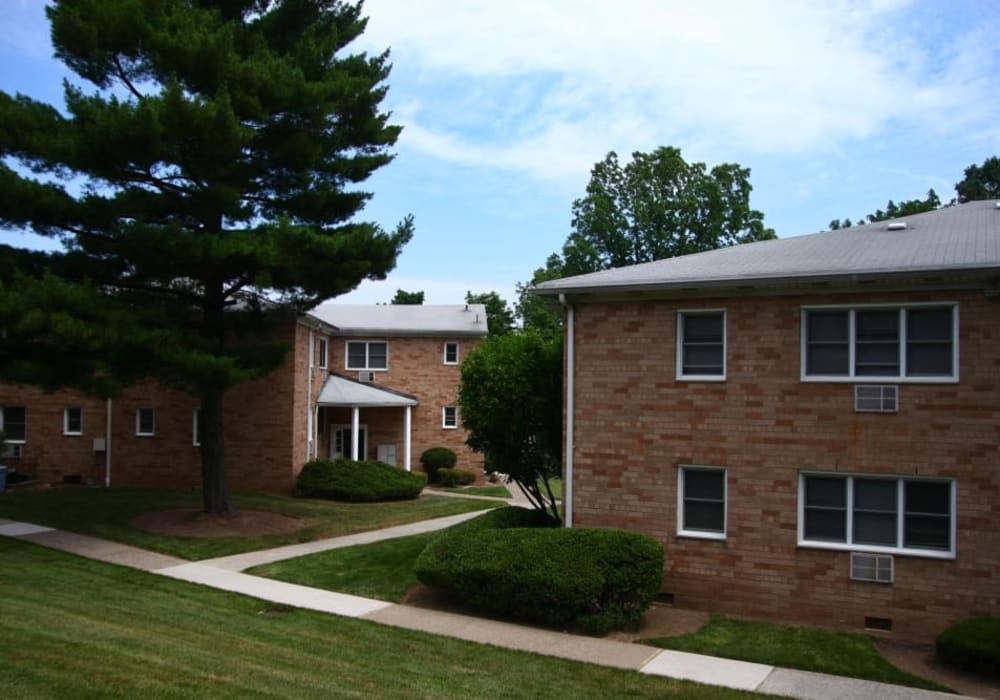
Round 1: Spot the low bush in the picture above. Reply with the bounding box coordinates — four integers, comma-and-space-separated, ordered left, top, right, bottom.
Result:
415, 507, 663, 635
437, 468, 477, 487
297, 459, 426, 502
419, 447, 457, 483
936, 617, 1000, 677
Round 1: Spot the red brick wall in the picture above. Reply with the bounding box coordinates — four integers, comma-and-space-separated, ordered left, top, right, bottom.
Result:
325, 335, 484, 476
568, 289, 1000, 640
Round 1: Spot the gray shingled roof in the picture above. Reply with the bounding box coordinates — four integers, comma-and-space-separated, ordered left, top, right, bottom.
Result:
307, 303, 489, 336
316, 374, 418, 407
534, 199, 1000, 295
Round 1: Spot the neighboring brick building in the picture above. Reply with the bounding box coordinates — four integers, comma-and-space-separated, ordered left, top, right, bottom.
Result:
535, 200, 1000, 640
0, 304, 487, 491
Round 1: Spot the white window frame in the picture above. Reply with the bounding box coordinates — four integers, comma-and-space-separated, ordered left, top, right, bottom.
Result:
797, 471, 956, 559
318, 338, 328, 370
64, 407, 83, 436
800, 303, 959, 383
345, 340, 389, 371
676, 309, 727, 382
677, 465, 728, 540
136, 408, 155, 437
0, 406, 27, 444
443, 341, 460, 365
442, 406, 458, 429
192, 408, 201, 447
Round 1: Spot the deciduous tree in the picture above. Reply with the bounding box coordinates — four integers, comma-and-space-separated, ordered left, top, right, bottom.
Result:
0, 0, 412, 512
464, 290, 514, 336
955, 156, 1000, 202
390, 289, 424, 305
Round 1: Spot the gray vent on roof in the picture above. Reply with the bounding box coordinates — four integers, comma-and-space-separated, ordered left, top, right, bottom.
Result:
886, 222, 907, 231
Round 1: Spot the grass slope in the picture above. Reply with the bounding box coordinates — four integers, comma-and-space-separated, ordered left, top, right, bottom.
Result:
646, 616, 950, 692
0, 488, 496, 560
0, 538, 758, 699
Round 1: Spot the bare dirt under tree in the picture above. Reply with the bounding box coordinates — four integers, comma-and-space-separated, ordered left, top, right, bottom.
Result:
133, 509, 997, 698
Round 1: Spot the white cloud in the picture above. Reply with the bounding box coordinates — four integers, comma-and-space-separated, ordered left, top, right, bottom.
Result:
359, 0, 1000, 184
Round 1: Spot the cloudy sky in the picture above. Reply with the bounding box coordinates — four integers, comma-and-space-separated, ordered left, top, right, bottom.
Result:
2, 0, 998, 305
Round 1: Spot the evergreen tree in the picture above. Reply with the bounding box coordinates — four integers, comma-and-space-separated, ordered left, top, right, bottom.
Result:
0, 0, 412, 512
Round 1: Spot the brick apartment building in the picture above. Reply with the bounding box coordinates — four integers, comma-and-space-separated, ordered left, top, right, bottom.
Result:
0, 304, 488, 491
535, 199, 1000, 640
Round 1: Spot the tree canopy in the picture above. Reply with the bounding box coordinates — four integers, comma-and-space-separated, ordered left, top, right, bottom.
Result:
956, 156, 1000, 203
459, 331, 562, 523
390, 289, 424, 305
829, 189, 941, 230
0, 0, 411, 512
464, 290, 514, 336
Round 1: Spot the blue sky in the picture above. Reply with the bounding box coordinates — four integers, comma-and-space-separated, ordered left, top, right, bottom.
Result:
2, 0, 998, 306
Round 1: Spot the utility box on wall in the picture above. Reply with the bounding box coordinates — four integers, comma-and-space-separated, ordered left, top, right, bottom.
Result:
377, 443, 397, 466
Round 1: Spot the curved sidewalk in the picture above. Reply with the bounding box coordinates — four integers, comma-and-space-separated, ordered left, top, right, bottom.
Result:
0, 515, 966, 700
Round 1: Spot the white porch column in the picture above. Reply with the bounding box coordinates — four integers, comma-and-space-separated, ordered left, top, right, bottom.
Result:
351, 406, 360, 461
403, 405, 412, 472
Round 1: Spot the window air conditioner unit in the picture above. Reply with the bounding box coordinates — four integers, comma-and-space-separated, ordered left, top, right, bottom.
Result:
1, 443, 22, 458
855, 385, 897, 413
850, 552, 893, 584
358, 371, 375, 383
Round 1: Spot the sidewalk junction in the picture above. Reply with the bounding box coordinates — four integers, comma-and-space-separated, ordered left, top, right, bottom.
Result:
0, 508, 968, 700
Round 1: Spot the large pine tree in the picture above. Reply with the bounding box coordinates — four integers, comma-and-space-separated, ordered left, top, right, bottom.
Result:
0, 0, 412, 512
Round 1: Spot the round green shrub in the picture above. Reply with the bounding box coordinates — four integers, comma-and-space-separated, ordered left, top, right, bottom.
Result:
420, 447, 457, 483
297, 458, 426, 502
415, 507, 663, 635
936, 617, 1000, 677
437, 467, 477, 487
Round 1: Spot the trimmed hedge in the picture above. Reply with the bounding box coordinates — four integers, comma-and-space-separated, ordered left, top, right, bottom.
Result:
437, 468, 476, 487
936, 617, 1000, 677
420, 447, 457, 483
415, 507, 663, 635
297, 458, 426, 502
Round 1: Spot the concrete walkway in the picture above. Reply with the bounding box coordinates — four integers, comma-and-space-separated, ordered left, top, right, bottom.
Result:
0, 515, 966, 700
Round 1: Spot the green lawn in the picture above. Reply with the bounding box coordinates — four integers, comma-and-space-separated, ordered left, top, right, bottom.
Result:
0, 538, 758, 699
249, 531, 435, 602
646, 616, 951, 692
443, 484, 512, 498
0, 487, 496, 560
539, 477, 562, 500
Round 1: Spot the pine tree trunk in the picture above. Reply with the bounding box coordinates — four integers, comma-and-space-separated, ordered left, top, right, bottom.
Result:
200, 388, 232, 513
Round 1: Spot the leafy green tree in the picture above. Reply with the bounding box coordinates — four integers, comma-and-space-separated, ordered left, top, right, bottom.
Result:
459, 332, 562, 523
955, 156, 1000, 202
515, 254, 564, 340
559, 147, 775, 276
0, 0, 412, 512
829, 189, 941, 230
390, 289, 424, 305
464, 290, 514, 336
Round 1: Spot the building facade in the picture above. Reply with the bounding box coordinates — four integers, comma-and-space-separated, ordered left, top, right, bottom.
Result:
536, 200, 1000, 640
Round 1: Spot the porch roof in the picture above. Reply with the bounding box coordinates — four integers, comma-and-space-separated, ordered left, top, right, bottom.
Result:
316, 374, 418, 407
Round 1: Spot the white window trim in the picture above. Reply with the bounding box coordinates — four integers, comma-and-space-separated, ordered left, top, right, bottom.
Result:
797, 471, 956, 559
63, 407, 83, 436
442, 406, 458, 429
0, 406, 27, 444
318, 338, 328, 370
800, 303, 959, 384
443, 341, 460, 365
135, 408, 155, 437
192, 408, 201, 447
344, 340, 389, 371
676, 309, 727, 382
677, 465, 728, 540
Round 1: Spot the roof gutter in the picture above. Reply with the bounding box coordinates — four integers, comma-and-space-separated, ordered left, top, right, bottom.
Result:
558, 293, 574, 529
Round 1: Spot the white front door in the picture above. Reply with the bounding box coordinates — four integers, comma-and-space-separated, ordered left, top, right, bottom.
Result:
331, 424, 367, 460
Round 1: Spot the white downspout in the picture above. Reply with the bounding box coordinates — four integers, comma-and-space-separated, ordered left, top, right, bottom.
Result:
559, 293, 574, 528
307, 330, 315, 461
104, 398, 112, 487
403, 405, 412, 472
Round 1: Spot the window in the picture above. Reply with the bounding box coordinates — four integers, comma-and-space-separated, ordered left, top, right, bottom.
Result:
799, 473, 954, 557
442, 406, 458, 429
677, 310, 726, 380
64, 407, 83, 435
317, 338, 328, 369
192, 409, 201, 447
346, 341, 388, 370
136, 408, 155, 436
677, 466, 727, 538
802, 305, 956, 381
443, 342, 459, 365
0, 406, 26, 442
